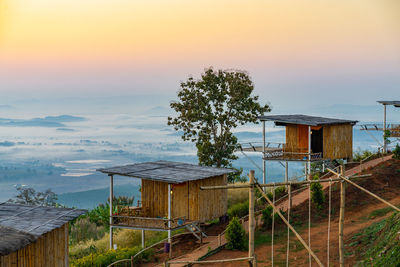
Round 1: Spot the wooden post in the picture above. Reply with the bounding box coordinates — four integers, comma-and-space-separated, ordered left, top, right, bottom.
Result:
308, 125, 311, 180
339, 165, 345, 267
168, 183, 172, 258
109, 174, 114, 250
383, 104, 387, 153
248, 170, 255, 266
141, 230, 145, 248
131, 256, 134, 267
285, 161, 288, 190
263, 121, 266, 187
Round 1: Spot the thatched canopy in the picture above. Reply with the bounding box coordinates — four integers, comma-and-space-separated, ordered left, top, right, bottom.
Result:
98, 160, 235, 183
258, 114, 357, 126
0, 203, 85, 256
0, 226, 37, 256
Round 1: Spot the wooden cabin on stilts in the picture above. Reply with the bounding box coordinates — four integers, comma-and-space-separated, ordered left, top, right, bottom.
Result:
240, 114, 358, 182
98, 161, 234, 257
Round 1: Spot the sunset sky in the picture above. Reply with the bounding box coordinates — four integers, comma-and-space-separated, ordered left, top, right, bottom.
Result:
0, 0, 399, 108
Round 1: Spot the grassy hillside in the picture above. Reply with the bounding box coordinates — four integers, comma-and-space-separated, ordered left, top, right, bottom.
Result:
353, 212, 400, 266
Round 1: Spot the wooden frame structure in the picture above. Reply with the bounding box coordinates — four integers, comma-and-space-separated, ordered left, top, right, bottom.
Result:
240, 114, 357, 183
0, 203, 85, 267
98, 160, 234, 255
198, 167, 399, 267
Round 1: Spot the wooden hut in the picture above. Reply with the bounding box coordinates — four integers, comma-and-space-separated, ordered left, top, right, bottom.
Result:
240, 114, 357, 184
0, 203, 85, 267
242, 115, 357, 161
98, 160, 234, 250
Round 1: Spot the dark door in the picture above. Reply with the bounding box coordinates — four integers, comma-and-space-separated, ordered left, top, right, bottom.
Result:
311, 128, 323, 155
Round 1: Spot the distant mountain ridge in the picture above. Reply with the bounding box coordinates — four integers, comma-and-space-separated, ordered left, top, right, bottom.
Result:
0, 115, 86, 127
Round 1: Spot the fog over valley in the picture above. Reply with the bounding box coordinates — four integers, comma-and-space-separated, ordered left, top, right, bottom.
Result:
0, 95, 397, 209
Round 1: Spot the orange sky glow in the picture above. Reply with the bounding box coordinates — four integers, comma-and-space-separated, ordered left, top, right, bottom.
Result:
0, 0, 399, 101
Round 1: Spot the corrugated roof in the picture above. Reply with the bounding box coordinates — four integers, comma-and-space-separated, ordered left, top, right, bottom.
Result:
97, 160, 235, 184
258, 114, 358, 126
0, 203, 86, 256
377, 101, 400, 107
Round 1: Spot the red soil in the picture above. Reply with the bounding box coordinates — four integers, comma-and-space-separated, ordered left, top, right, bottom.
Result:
141, 156, 400, 267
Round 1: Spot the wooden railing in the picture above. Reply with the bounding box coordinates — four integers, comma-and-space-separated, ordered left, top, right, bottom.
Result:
111, 210, 188, 230
263, 148, 323, 161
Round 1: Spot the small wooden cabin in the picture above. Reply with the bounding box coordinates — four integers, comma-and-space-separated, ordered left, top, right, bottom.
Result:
0, 203, 85, 267
258, 115, 358, 161
99, 161, 234, 231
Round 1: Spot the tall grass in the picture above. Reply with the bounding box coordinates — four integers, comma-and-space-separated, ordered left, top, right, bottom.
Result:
70, 228, 169, 260
227, 185, 248, 208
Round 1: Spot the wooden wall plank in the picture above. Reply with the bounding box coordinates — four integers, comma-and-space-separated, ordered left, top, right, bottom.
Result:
323, 124, 353, 160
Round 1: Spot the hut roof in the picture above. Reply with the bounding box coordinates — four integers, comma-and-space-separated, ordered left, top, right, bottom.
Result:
98, 160, 235, 184
0, 226, 37, 256
0, 203, 85, 256
377, 101, 400, 107
258, 114, 358, 126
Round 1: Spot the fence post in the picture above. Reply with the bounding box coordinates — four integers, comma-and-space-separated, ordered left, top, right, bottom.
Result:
339, 165, 345, 267
130, 256, 134, 267
248, 170, 255, 267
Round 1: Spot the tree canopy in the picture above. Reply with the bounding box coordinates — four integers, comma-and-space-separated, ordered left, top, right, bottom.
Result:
168, 68, 270, 182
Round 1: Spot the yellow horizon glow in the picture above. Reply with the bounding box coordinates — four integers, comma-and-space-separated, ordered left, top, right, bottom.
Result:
0, 0, 399, 71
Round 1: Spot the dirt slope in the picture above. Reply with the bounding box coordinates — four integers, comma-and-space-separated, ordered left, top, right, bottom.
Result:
203, 158, 400, 267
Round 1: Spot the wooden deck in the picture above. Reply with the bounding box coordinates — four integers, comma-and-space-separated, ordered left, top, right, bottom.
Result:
240, 143, 324, 161
111, 205, 191, 230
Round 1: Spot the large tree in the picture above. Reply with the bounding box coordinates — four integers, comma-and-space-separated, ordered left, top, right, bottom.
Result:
168, 68, 270, 181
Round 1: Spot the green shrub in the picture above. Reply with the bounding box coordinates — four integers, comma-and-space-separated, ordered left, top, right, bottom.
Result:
258, 186, 287, 204
261, 206, 284, 229
69, 217, 106, 245
353, 150, 375, 162
227, 200, 249, 218
310, 175, 325, 210
71, 246, 154, 267
225, 217, 246, 250
393, 144, 400, 159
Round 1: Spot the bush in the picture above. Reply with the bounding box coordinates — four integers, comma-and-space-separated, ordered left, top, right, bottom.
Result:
227, 200, 249, 218
71, 246, 154, 267
225, 217, 246, 250
393, 144, 400, 159
353, 150, 375, 162
261, 206, 285, 229
69, 217, 106, 245
310, 175, 325, 210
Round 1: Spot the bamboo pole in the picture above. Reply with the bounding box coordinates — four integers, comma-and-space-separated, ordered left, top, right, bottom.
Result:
263, 121, 266, 186
141, 230, 145, 249
384, 104, 387, 153
167, 257, 254, 265
168, 183, 172, 258
248, 170, 256, 267
255, 183, 325, 267
109, 174, 114, 250
338, 166, 345, 267
326, 169, 400, 212
200, 174, 371, 190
